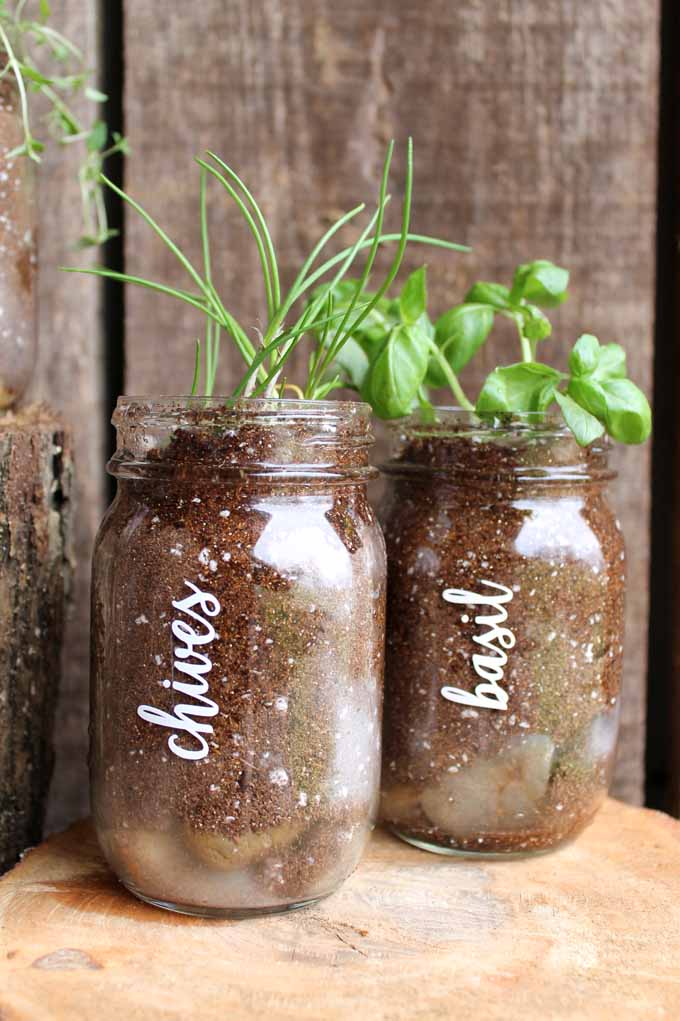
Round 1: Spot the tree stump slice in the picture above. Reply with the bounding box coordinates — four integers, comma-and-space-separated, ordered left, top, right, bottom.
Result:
0, 799, 678, 1019
0, 406, 73, 874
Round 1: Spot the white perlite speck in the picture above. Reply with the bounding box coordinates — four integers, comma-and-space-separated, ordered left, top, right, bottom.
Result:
269, 768, 289, 788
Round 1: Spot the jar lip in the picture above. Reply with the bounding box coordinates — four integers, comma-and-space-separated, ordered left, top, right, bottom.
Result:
110, 395, 376, 482
382, 406, 614, 484
389, 406, 575, 436
116, 395, 371, 416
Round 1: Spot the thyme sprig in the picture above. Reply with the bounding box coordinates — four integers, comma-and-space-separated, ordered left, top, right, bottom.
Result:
0, 0, 128, 245
64, 139, 468, 396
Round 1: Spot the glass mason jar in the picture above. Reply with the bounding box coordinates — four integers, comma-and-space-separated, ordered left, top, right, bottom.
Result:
0, 80, 37, 410
379, 410, 624, 857
91, 397, 385, 916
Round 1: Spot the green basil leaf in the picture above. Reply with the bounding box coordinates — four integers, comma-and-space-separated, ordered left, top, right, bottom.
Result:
367, 323, 430, 419
464, 281, 511, 309
592, 343, 627, 381
385, 297, 400, 320
567, 377, 608, 420
416, 311, 435, 341
426, 302, 494, 386
569, 333, 600, 377
511, 260, 569, 307
397, 296, 433, 352
476, 362, 561, 414
331, 337, 370, 391
554, 391, 605, 446
600, 378, 652, 444
309, 280, 395, 346
399, 267, 427, 325
518, 303, 552, 342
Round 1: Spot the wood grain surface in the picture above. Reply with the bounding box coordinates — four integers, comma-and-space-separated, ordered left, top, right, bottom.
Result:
0, 407, 72, 872
25, 0, 105, 831
123, 1, 660, 802
0, 799, 679, 1020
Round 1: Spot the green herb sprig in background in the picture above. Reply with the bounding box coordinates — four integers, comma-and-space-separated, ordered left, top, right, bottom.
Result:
0, 0, 128, 245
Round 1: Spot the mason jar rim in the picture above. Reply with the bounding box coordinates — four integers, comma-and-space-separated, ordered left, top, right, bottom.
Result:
381, 406, 614, 484
389, 406, 577, 434
116, 395, 371, 413
109, 395, 377, 483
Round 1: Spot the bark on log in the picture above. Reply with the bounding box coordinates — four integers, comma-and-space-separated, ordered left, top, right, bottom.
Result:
0, 405, 73, 874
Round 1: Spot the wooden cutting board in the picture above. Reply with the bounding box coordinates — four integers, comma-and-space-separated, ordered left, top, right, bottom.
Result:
1, 798, 679, 1020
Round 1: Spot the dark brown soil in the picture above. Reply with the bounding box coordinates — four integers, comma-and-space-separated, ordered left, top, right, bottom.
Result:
91, 402, 385, 910
379, 420, 624, 855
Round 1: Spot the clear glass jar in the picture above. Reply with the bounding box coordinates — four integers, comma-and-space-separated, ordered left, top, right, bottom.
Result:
0, 81, 37, 409
379, 409, 624, 857
91, 397, 385, 916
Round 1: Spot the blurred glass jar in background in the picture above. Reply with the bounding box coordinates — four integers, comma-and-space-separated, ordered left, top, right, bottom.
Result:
0, 80, 37, 411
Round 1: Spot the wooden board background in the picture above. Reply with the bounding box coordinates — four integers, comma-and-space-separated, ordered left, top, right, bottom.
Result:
26, 0, 105, 830
24, 1, 660, 830
122, 0, 659, 804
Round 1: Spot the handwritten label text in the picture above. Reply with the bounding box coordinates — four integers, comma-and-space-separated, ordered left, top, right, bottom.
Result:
440, 580, 514, 712
137, 580, 221, 760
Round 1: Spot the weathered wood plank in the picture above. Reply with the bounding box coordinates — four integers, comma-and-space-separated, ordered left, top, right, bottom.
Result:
1, 802, 679, 1019
0, 407, 73, 873
124, 0, 659, 801
26, 0, 105, 830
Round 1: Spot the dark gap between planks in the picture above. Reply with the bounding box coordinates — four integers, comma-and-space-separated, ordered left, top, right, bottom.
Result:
100, 0, 126, 503
646, 0, 680, 815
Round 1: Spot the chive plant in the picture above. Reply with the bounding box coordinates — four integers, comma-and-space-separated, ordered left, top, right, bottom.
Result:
311, 260, 652, 446
66, 139, 468, 396
0, 0, 128, 245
